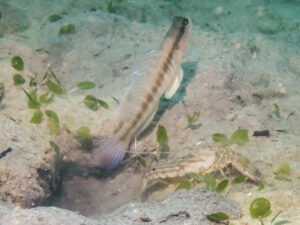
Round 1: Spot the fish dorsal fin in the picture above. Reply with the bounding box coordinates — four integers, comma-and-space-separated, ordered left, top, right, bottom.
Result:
164, 66, 183, 99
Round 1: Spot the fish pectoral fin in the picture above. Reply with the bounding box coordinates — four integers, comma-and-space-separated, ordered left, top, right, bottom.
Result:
164, 66, 183, 99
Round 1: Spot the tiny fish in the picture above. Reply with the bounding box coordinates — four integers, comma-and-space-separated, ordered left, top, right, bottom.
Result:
90, 17, 191, 169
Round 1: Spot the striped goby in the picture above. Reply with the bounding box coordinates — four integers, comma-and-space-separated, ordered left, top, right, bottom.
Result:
90, 17, 191, 169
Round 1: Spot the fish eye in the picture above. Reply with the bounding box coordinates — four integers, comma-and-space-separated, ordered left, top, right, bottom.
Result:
182, 18, 189, 26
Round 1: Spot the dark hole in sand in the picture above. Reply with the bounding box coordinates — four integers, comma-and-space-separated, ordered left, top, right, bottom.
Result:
47, 161, 144, 216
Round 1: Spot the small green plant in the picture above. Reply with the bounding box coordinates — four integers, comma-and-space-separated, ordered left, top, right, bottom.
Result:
107, 0, 117, 13
250, 197, 271, 219
273, 103, 281, 118
58, 23, 75, 35
188, 172, 229, 193
11, 56, 24, 71
39, 92, 54, 104
30, 109, 43, 124
83, 95, 109, 111
249, 198, 289, 224
49, 140, 60, 154
76, 81, 96, 90
48, 14, 62, 22
23, 89, 41, 109
156, 124, 169, 159
273, 162, 291, 181
186, 111, 201, 130
212, 128, 249, 146
45, 110, 60, 134
76, 126, 93, 150
46, 80, 66, 95
12, 74, 25, 85
206, 212, 230, 223
175, 179, 192, 191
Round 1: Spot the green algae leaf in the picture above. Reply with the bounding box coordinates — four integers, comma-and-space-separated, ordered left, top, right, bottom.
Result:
11, 56, 24, 71
212, 133, 228, 143
187, 111, 201, 130
137, 155, 147, 167
203, 173, 216, 191
107, 0, 117, 13
157, 125, 168, 145
23, 89, 41, 109
59, 23, 75, 35
49, 14, 62, 22
83, 95, 98, 111
13, 74, 25, 85
30, 110, 43, 124
175, 179, 192, 191
188, 172, 203, 183
45, 110, 59, 122
39, 92, 54, 104
274, 162, 291, 177
46, 80, 65, 95
76, 81, 96, 90
76, 125, 93, 150
206, 212, 229, 222
230, 129, 249, 146
76, 126, 91, 141
49, 140, 60, 154
215, 179, 229, 193
250, 198, 271, 219
274, 162, 292, 180
187, 111, 200, 124
45, 110, 60, 134
258, 180, 265, 190
97, 98, 109, 109
232, 175, 246, 185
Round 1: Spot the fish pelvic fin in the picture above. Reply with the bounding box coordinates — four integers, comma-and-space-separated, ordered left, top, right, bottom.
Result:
90, 137, 127, 169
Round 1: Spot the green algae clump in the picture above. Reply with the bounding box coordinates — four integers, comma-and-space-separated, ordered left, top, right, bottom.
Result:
49, 14, 62, 22
11, 56, 24, 71
250, 197, 271, 219
58, 23, 75, 35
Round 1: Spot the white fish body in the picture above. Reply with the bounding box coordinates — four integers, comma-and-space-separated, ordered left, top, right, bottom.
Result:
90, 17, 192, 169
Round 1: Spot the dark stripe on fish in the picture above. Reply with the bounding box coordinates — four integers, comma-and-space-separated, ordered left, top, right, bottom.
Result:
119, 17, 189, 142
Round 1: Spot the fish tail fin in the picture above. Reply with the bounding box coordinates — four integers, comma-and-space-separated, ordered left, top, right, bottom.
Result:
90, 137, 127, 169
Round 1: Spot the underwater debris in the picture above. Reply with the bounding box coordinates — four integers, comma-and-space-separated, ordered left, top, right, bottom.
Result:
0, 147, 12, 159
0, 82, 5, 103
253, 130, 270, 137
